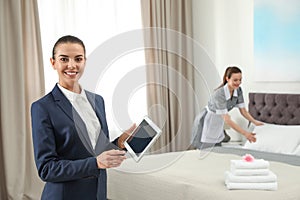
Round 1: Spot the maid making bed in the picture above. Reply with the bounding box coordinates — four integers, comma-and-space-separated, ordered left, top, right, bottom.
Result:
191, 66, 264, 149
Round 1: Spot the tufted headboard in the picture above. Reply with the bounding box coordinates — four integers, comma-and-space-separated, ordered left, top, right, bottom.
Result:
248, 93, 300, 125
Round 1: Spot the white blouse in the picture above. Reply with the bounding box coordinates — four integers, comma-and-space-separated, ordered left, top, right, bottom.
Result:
58, 84, 101, 149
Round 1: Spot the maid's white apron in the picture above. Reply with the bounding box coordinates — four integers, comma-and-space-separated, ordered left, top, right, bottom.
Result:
201, 107, 224, 143
191, 107, 225, 147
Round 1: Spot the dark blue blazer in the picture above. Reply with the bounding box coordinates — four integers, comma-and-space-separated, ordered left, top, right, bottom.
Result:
31, 84, 118, 200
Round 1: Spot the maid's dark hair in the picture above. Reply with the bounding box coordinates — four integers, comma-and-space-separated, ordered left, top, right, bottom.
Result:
217, 66, 242, 89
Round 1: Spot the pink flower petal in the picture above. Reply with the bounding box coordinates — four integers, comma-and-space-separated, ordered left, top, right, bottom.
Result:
243, 154, 254, 162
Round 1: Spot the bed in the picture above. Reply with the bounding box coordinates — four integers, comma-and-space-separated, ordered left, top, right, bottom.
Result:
107, 93, 300, 200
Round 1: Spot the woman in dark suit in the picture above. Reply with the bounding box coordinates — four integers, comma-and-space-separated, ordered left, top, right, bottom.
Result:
31, 35, 134, 200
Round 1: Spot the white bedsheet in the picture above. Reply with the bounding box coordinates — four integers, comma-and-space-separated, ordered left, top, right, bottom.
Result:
107, 150, 300, 200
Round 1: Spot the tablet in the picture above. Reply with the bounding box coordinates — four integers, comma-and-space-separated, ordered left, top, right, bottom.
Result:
124, 116, 162, 162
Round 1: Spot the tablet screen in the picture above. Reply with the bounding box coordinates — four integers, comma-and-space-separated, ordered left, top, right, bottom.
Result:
124, 117, 161, 161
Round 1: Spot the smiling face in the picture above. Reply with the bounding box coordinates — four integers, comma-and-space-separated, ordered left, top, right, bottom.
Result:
50, 42, 86, 92
226, 72, 242, 91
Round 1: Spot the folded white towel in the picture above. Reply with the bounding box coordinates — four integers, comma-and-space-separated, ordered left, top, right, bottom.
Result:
231, 159, 269, 170
225, 171, 277, 183
231, 168, 270, 176
225, 181, 277, 191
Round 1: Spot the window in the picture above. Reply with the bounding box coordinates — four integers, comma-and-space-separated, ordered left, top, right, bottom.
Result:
38, 0, 147, 140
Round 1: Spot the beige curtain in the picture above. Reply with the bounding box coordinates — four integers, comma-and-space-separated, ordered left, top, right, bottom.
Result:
0, 0, 45, 199
141, 0, 195, 152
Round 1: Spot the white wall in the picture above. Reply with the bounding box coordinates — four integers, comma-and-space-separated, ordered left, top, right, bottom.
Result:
193, 0, 300, 95
191, 0, 218, 113
192, 0, 300, 140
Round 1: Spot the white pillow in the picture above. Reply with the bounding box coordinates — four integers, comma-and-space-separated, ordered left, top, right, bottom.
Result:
243, 123, 300, 156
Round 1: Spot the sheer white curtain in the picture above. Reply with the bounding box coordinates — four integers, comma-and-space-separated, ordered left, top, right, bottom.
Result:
38, 0, 146, 139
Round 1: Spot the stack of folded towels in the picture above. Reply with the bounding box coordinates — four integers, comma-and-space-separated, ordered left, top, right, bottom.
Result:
225, 154, 278, 190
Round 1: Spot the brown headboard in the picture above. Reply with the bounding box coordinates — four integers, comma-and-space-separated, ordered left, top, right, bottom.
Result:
248, 93, 300, 125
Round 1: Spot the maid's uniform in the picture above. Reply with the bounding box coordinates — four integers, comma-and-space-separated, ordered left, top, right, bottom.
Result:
191, 84, 245, 149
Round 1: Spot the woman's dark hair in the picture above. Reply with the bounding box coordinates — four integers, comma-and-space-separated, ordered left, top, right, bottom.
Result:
217, 66, 242, 89
52, 35, 86, 59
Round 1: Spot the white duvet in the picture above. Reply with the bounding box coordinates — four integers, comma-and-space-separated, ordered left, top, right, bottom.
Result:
107, 150, 300, 200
